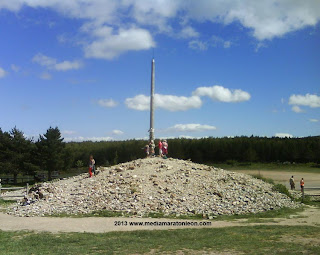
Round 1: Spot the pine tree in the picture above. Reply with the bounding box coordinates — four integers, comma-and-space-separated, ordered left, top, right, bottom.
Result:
0, 127, 38, 183
37, 127, 65, 180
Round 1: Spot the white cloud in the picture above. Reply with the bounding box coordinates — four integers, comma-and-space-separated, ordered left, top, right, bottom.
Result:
97, 99, 118, 108
64, 136, 113, 142
40, 72, 52, 80
126, 85, 249, 112
275, 133, 293, 138
62, 130, 77, 135
255, 42, 267, 52
156, 94, 202, 111
167, 124, 216, 132
112, 129, 124, 135
211, 35, 231, 48
0, 67, 7, 78
57, 34, 67, 43
126, 0, 181, 32
179, 26, 199, 38
84, 26, 155, 59
2, 1, 119, 24
223, 41, 231, 48
54, 60, 82, 71
0, 1, 22, 11
188, 40, 208, 51
289, 93, 320, 108
178, 135, 197, 139
125, 94, 150, 111
157, 135, 208, 139
193, 85, 251, 103
291, 105, 305, 113
11, 64, 20, 72
1, 0, 319, 60
32, 54, 56, 67
32, 53, 83, 71
185, 0, 320, 41
309, 119, 319, 123
127, 0, 320, 41
189, 35, 232, 51
125, 94, 202, 111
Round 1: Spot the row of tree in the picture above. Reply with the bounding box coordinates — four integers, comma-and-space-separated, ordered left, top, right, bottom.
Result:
168, 136, 320, 163
1, 126, 319, 183
0, 127, 66, 183
69, 136, 320, 166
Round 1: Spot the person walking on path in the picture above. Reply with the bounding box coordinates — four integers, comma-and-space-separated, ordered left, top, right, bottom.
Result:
89, 155, 96, 177
289, 176, 295, 190
300, 178, 304, 193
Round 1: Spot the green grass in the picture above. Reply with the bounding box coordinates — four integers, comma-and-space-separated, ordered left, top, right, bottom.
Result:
48, 210, 126, 218
213, 162, 320, 173
48, 210, 205, 219
0, 199, 17, 213
214, 206, 305, 222
0, 199, 16, 206
0, 225, 319, 255
46, 205, 307, 225
251, 173, 275, 184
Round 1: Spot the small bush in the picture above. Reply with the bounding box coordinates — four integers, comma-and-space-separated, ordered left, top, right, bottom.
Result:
253, 175, 293, 200
226, 160, 238, 166
272, 184, 292, 199
252, 174, 275, 185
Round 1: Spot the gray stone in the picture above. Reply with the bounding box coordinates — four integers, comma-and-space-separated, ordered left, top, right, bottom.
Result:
5, 157, 300, 217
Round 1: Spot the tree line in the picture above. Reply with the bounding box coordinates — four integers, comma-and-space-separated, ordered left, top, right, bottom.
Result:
168, 136, 320, 164
0, 127, 67, 183
1, 126, 319, 183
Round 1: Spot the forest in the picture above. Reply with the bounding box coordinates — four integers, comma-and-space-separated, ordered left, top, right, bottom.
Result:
0, 126, 319, 183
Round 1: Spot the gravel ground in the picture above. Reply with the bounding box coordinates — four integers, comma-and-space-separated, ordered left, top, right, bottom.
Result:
0, 206, 319, 233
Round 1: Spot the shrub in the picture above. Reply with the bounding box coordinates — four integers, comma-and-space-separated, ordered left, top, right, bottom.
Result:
252, 174, 275, 185
272, 184, 292, 199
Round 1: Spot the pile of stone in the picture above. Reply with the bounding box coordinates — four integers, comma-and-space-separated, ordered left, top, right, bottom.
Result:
6, 157, 299, 217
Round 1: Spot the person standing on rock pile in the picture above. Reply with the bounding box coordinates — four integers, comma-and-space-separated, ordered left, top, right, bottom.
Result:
158, 139, 163, 157
149, 140, 155, 157
289, 176, 295, 190
300, 178, 304, 192
162, 140, 168, 158
89, 155, 96, 177
144, 143, 150, 157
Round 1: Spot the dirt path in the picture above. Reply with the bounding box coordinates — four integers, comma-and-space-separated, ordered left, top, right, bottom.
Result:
232, 170, 320, 195
232, 170, 320, 187
0, 205, 319, 233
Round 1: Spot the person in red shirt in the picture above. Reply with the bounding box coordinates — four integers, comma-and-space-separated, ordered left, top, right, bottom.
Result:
89, 155, 95, 177
300, 178, 304, 192
162, 140, 168, 158
158, 139, 163, 157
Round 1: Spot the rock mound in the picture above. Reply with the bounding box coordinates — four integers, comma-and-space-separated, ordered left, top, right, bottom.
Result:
7, 158, 299, 217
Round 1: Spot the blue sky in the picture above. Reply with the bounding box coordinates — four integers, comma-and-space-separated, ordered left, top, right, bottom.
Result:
0, 0, 319, 142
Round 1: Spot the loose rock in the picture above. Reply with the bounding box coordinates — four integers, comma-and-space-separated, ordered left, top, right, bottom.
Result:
6, 158, 299, 217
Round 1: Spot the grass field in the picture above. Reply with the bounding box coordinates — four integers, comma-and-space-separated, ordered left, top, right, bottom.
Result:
0, 225, 319, 255
213, 162, 320, 173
